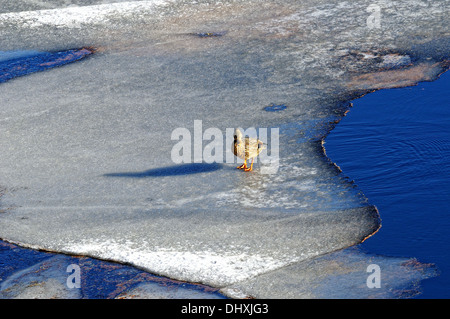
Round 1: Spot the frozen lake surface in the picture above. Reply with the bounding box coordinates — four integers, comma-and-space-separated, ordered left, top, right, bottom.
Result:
0, 0, 448, 298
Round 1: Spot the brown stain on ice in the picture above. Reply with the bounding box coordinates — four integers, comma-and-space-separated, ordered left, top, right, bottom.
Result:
38, 47, 96, 67
347, 60, 450, 91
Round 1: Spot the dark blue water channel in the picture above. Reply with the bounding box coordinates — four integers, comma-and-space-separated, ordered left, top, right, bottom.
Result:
0, 48, 95, 83
325, 71, 450, 298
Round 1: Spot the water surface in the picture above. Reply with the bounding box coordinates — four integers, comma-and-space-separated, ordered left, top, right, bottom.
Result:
325, 71, 450, 298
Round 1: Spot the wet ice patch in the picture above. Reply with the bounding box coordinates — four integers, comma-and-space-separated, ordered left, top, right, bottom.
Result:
116, 281, 226, 299
380, 53, 412, 69
193, 31, 227, 38
223, 247, 438, 299
0, 48, 94, 83
336, 50, 413, 73
0, 255, 81, 299
264, 103, 287, 112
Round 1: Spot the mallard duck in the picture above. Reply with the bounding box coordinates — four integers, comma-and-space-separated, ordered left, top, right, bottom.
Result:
232, 128, 265, 172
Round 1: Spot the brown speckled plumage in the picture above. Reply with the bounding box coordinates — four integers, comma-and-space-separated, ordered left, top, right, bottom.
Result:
232, 128, 265, 171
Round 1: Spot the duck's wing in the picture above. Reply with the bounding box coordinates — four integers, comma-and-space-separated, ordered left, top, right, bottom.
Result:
233, 140, 247, 159
243, 137, 265, 157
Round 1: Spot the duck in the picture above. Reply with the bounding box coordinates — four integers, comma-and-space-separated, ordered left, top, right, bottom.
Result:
232, 128, 265, 172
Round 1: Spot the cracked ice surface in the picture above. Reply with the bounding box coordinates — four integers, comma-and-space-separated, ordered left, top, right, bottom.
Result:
0, 0, 448, 296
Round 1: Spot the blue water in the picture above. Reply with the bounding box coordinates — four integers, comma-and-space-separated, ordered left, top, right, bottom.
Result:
0, 48, 94, 83
325, 71, 450, 298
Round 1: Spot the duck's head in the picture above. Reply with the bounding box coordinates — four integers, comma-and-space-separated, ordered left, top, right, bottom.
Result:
234, 128, 243, 141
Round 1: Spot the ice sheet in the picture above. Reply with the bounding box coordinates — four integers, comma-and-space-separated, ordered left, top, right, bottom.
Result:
0, 0, 448, 297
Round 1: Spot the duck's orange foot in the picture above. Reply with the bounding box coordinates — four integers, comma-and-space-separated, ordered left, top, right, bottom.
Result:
244, 159, 254, 172
237, 163, 247, 169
